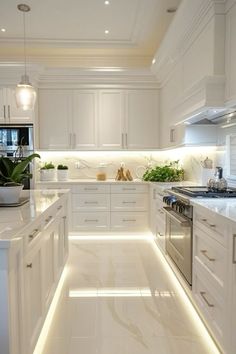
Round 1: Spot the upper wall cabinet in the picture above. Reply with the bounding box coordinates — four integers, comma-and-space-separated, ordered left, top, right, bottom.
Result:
39, 89, 97, 150
225, 1, 236, 105
0, 88, 34, 124
38, 88, 159, 151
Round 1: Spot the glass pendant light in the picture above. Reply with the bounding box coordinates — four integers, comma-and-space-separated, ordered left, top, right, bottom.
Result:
15, 4, 36, 111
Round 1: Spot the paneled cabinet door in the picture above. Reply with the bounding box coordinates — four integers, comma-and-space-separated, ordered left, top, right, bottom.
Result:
24, 240, 44, 354
226, 2, 236, 103
72, 90, 98, 149
0, 88, 6, 122
98, 90, 125, 149
126, 90, 159, 149
39, 90, 72, 149
6, 88, 33, 123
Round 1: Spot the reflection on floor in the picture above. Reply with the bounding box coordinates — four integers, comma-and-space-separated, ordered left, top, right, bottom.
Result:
34, 235, 220, 354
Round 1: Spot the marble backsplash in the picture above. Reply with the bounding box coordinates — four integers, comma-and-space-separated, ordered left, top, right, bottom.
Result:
35, 146, 225, 184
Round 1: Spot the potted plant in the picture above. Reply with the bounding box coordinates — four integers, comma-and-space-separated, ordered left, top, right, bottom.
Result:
40, 162, 56, 181
57, 164, 69, 181
142, 161, 184, 182
0, 153, 40, 204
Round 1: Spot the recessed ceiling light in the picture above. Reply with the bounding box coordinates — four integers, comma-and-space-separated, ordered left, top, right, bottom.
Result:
167, 7, 177, 13
152, 58, 156, 65
1, 28, 6, 32
105, 29, 109, 34
104, 0, 110, 5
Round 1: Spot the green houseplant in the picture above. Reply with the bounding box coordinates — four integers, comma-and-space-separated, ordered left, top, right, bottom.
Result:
40, 162, 55, 181
57, 164, 69, 181
142, 161, 184, 182
0, 153, 40, 203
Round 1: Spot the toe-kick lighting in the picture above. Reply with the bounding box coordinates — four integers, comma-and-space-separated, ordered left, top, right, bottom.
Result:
32, 267, 68, 354
149, 239, 220, 354
69, 233, 153, 241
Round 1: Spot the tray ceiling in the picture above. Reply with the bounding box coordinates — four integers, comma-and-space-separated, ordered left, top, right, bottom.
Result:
0, 0, 181, 68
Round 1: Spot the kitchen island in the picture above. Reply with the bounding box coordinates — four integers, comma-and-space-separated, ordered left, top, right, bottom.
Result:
0, 189, 69, 354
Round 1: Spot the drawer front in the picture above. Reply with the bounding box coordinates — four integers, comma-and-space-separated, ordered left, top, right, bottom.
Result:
23, 223, 43, 253
111, 194, 148, 211
111, 212, 148, 230
194, 208, 229, 247
71, 184, 110, 194
193, 266, 225, 347
72, 212, 110, 231
155, 217, 165, 252
72, 194, 110, 211
194, 228, 227, 293
110, 184, 148, 194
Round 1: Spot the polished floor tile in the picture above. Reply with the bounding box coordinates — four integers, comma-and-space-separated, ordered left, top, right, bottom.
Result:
38, 238, 220, 354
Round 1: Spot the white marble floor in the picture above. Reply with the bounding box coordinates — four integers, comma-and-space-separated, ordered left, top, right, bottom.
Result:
37, 236, 220, 354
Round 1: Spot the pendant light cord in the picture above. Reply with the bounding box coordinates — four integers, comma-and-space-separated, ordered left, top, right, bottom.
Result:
23, 10, 27, 78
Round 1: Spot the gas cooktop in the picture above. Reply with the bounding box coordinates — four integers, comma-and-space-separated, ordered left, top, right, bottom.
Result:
171, 186, 236, 198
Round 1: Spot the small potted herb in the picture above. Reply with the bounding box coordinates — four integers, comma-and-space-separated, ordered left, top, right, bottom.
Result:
142, 161, 184, 182
57, 164, 69, 181
0, 153, 40, 203
40, 162, 55, 181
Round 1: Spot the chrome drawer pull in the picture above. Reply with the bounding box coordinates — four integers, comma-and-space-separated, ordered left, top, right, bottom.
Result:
85, 219, 98, 222
200, 291, 214, 308
157, 232, 164, 237
26, 263, 32, 268
84, 201, 98, 204
122, 201, 136, 204
57, 205, 62, 210
233, 234, 236, 264
28, 228, 39, 240
123, 188, 136, 191
200, 250, 215, 262
201, 218, 216, 228
84, 187, 98, 191
123, 219, 136, 222
45, 215, 53, 223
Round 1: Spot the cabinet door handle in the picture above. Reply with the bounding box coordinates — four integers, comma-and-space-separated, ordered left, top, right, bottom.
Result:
84, 201, 98, 204
45, 215, 53, 224
84, 187, 98, 191
85, 219, 98, 222
69, 133, 72, 148
28, 228, 40, 240
123, 187, 136, 191
170, 128, 175, 143
123, 219, 136, 222
233, 234, 236, 264
26, 263, 33, 268
153, 189, 156, 200
200, 218, 216, 228
200, 291, 214, 308
8, 105, 10, 119
122, 201, 136, 204
3, 105, 6, 119
125, 133, 128, 148
200, 250, 215, 262
121, 133, 124, 149
57, 205, 62, 211
157, 232, 164, 237
73, 133, 76, 149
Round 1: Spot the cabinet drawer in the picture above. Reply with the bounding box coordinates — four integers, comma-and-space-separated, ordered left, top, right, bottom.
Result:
111, 193, 148, 211
194, 208, 229, 247
72, 194, 110, 211
111, 212, 148, 230
193, 266, 226, 346
110, 184, 148, 194
71, 184, 110, 194
72, 212, 110, 231
23, 223, 43, 253
194, 228, 227, 293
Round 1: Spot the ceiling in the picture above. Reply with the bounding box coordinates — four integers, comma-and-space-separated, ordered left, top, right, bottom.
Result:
0, 0, 181, 69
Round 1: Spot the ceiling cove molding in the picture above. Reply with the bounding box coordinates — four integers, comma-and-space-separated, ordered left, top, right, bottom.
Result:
0, 55, 152, 69
151, 0, 226, 83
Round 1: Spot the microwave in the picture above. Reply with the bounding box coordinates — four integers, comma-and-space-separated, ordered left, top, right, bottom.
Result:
0, 124, 34, 154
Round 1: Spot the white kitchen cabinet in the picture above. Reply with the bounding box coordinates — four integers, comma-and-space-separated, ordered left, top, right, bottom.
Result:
73, 90, 98, 149
24, 238, 44, 354
39, 89, 98, 150
39, 90, 72, 149
98, 90, 125, 149
225, 1, 236, 104
126, 90, 159, 149
0, 87, 33, 123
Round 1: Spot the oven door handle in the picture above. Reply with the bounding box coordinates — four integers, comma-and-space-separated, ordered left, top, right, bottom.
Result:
163, 207, 191, 227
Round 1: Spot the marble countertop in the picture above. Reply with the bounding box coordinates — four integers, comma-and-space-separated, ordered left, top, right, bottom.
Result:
190, 198, 236, 223
0, 189, 69, 248
35, 178, 147, 184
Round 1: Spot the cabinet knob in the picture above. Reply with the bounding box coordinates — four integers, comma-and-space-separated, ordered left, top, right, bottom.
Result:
26, 263, 33, 268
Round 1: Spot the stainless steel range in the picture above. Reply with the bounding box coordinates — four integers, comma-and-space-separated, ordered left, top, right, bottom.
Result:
163, 185, 236, 287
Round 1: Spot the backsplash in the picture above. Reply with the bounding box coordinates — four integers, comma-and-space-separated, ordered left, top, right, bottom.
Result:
35, 146, 225, 184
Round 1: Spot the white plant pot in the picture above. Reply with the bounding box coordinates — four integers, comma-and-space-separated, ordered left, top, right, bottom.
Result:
0, 185, 23, 204
40, 169, 56, 181
57, 170, 69, 181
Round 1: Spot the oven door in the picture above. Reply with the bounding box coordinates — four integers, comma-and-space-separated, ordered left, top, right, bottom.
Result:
164, 207, 192, 285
